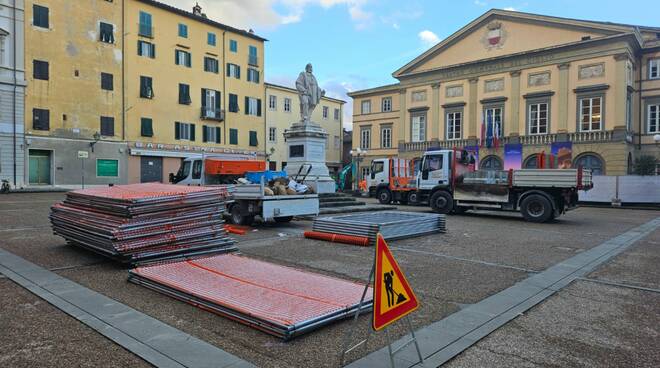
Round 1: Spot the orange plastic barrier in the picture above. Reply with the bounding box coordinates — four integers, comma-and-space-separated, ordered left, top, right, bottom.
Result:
204, 159, 266, 175
304, 231, 370, 247
224, 225, 247, 235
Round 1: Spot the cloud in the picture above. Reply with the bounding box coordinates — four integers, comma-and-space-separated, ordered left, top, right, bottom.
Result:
474, 0, 487, 6
379, 7, 424, 30
418, 30, 440, 47
158, 0, 373, 30
503, 6, 517, 11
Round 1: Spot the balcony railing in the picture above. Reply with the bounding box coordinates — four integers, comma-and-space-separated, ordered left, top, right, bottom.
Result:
519, 134, 557, 145
200, 108, 225, 121
568, 130, 613, 143
248, 55, 259, 66
399, 139, 470, 152
138, 23, 153, 38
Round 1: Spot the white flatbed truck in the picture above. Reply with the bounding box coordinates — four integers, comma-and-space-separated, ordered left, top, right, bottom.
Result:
170, 156, 319, 225
369, 149, 593, 223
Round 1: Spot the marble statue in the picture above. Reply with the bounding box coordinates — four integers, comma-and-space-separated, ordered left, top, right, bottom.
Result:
295, 63, 325, 124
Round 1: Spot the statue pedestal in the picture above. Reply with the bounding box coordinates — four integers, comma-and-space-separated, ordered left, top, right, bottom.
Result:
283, 121, 335, 193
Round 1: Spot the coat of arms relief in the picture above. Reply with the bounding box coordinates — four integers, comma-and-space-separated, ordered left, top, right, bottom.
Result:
482, 21, 506, 50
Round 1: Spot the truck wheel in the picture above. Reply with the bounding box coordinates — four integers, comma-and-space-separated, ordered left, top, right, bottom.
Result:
229, 206, 244, 225
520, 195, 553, 223
377, 189, 392, 204
408, 192, 419, 205
430, 191, 453, 214
274, 216, 293, 223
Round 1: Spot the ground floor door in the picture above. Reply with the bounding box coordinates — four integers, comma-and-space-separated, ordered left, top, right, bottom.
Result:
29, 150, 51, 185
140, 156, 163, 183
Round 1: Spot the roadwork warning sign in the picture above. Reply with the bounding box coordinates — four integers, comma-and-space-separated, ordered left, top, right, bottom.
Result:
372, 233, 419, 331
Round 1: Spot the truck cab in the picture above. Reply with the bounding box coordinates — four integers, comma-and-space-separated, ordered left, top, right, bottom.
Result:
417, 150, 454, 191
170, 158, 203, 185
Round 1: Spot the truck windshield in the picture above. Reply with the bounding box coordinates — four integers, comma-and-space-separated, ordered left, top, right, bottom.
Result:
423, 155, 443, 171
371, 161, 384, 174
174, 161, 191, 183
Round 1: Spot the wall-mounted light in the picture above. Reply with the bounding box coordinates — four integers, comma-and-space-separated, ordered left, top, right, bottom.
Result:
90, 131, 101, 152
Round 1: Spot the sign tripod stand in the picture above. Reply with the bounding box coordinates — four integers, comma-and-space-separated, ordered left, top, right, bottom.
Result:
339, 234, 424, 367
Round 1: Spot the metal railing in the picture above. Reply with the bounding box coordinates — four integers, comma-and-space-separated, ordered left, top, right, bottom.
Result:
399, 139, 470, 152
200, 108, 225, 121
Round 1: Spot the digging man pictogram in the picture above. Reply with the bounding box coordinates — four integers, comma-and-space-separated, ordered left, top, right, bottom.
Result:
384, 270, 407, 308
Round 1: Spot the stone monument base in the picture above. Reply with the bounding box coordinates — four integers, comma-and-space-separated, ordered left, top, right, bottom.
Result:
283, 121, 336, 194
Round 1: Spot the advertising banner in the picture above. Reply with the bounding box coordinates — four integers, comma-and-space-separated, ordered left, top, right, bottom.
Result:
551, 142, 573, 169
504, 143, 522, 170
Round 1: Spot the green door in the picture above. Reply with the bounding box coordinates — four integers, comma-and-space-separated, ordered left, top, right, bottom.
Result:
29, 150, 51, 185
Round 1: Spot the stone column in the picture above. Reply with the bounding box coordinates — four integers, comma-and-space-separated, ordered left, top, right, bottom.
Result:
431, 82, 441, 141
468, 77, 479, 140
398, 88, 407, 147
509, 71, 521, 139
613, 53, 630, 133
557, 63, 570, 134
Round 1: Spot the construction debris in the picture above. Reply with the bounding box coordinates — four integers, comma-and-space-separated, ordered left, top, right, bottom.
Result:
312, 211, 447, 245
129, 253, 373, 339
50, 183, 237, 264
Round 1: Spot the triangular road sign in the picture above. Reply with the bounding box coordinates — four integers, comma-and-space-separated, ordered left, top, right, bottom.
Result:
373, 233, 419, 331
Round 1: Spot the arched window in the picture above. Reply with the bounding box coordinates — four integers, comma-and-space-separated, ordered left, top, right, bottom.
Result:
574, 153, 605, 175
523, 154, 539, 169
480, 155, 503, 171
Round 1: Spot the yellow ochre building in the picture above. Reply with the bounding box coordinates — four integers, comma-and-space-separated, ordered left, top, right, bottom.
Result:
349, 9, 660, 179
24, 0, 266, 186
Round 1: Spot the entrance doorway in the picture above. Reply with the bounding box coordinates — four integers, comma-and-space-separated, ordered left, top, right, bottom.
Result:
29, 150, 51, 185
140, 156, 163, 183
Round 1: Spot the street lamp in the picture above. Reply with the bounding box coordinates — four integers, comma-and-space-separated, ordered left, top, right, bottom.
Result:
349, 147, 367, 191
90, 131, 101, 153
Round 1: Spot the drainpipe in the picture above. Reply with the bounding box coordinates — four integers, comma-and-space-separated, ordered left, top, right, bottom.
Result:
122, 0, 126, 141
12, 0, 17, 187
222, 31, 226, 145
637, 53, 642, 151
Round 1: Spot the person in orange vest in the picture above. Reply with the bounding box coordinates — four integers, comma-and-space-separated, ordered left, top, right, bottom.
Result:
358, 179, 367, 192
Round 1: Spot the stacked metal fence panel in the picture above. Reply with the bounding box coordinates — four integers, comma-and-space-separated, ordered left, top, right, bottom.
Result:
312, 211, 446, 245
50, 183, 237, 264
128, 253, 373, 339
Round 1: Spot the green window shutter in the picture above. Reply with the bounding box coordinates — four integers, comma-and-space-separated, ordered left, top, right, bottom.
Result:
257, 99, 262, 117
140, 118, 153, 137
175, 50, 178, 65
190, 124, 195, 141
151, 44, 156, 58
249, 131, 258, 146
244, 97, 249, 115
226, 63, 230, 76
215, 128, 221, 143
230, 129, 238, 145
237, 66, 241, 79
215, 91, 221, 109
137, 41, 142, 56
175, 122, 181, 140
97, 159, 118, 177
202, 126, 208, 142
186, 52, 191, 67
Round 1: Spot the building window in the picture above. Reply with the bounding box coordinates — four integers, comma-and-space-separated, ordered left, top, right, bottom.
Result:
32, 108, 50, 131
523, 154, 538, 169
268, 127, 276, 142
248, 45, 258, 66
284, 98, 291, 112
174, 122, 195, 141
361, 100, 371, 114
268, 95, 277, 110
100, 116, 114, 136
204, 57, 219, 73
323, 106, 328, 119
247, 68, 260, 83
140, 118, 153, 137
101, 73, 113, 91
33, 4, 49, 28
528, 102, 549, 135
245, 97, 261, 116
33, 60, 49, 80
97, 159, 119, 177
201, 89, 221, 119
207, 32, 216, 46
178, 23, 188, 38
227, 63, 240, 79
229, 128, 238, 144
138, 41, 155, 58
446, 110, 462, 140
648, 103, 660, 134
228, 94, 239, 113
360, 128, 370, 149
334, 135, 341, 149
229, 39, 237, 52
360, 167, 370, 181
138, 11, 152, 37
411, 113, 426, 142
381, 126, 392, 148
649, 59, 659, 79
99, 22, 115, 43
626, 92, 633, 131
0, 35, 5, 66
140, 76, 153, 98
484, 106, 503, 137
574, 153, 604, 175
203, 126, 221, 143
381, 97, 392, 112
480, 156, 503, 171
249, 131, 258, 146
334, 108, 340, 121
175, 50, 191, 67
579, 96, 602, 132
178, 83, 191, 105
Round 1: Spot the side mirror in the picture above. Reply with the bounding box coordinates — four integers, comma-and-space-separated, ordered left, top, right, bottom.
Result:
370, 172, 375, 179
168, 173, 175, 183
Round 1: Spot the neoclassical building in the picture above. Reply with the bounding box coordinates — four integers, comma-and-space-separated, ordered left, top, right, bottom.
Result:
349, 9, 660, 178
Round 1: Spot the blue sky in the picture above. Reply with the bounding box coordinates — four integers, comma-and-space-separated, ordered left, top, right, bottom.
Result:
164, 0, 659, 129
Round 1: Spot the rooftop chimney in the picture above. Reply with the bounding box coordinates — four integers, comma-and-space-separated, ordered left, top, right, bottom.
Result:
193, 2, 202, 16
